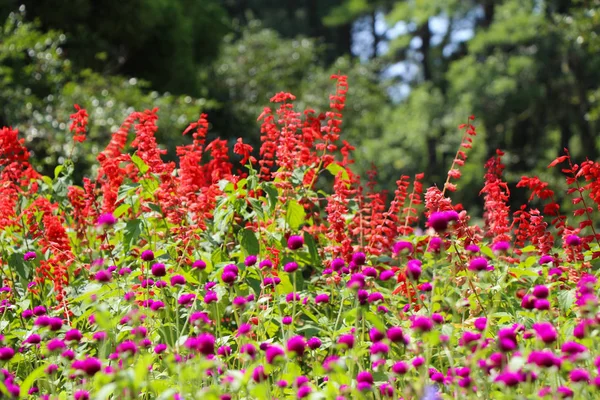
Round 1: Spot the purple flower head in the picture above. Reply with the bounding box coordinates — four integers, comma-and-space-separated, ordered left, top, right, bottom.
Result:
362, 266, 377, 277
539, 255, 554, 265
387, 327, 404, 343
411, 316, 433, 332
93, 331, 107, 341
24, 251, 36, 261
474, 317, 487, 331
151, 263, 166, 277
379, 270, 395, 281
307, 337, 321, 350
565, 234, 581, 246
492, 241, 510, 253
245, 255, 257, 266
315, 294, 330, 304
370, 327, 385, 342
252, 365, 267, 383
196, 333, 215, 356
65, 329, 82, 342
47, 339, 66, 352
347, 273, 365, 290
95, 269, 112, 282
287, 336, 306, 356
170, 275, 186, 286
78, 357, 102, 376
150, 300, 165, 311
562, 341, 587, 356
190, 311, 211, 326
192, 259, 206, 270
282, 316, 293, 325
154, 343, 168, 354
352, 252, 366, 266
533, 285, 549, 299
287, 235, 304, 250
532, 322, 557, 344
406, 259, 422, 281
217, 345, 231, 357
393, 241, 413, 255
570, 369, 590, 383
380, 383, 394, 397
337, 334, 355, 349
370, 342, 389, 356
431, 313, 444, 324
141, 250, 155, 261
221, 271, 237, 284
74, 390, 90, 400
284, 262, 299, 273
259, 259, 273, 269
392, 361, 408, 375
96, 213, 116, 227
33, 306, 47, 316
495, 371, 522, 387
357, 371, 373, 385
118, 267, 131, 276
178, 293, 196, 306
527, 350, 561, 368
22, 309, 33, 319
331, 258, 345, 271
48, 317, 62, 331
298, 386, 312, 398
266, 345, 285, 364
534, 298, 550, 310
232, 296, 248, 309
368, 292, 384, 303
0, 347, 15, 361
24, 334, 41, 344
459, 331, 481, 346
236, 323, 252, 337
427, 237, 443, 253
469, 257, 489, 272
286, 292, 300, 302
241, 343, 257, 359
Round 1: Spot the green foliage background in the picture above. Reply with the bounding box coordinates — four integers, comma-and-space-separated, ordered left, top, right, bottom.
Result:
1, 0, 599, 213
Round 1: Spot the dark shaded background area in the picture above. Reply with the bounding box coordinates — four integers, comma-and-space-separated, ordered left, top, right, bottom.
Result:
1, 0, 599, 216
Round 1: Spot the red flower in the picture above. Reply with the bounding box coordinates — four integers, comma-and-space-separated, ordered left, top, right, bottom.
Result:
69, 104, 88, 143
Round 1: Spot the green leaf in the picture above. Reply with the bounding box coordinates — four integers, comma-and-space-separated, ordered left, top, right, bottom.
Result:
20, 364, 47, 397
131, 154, 149, 174
262, 183, 278, 213
239, 228, 260, 256
117, 183, 140, 202
326, 163, 350, 183
123, 219, 143, 250
9, 252, 29, 280
285, 200, 306, 230
303, 232, 320, 265
93, 384, 117, 400
113, 203, 131, 218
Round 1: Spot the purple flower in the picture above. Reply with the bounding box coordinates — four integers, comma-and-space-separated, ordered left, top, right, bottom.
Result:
392, 361, 408, 375
427, 237, 443, 253
287, 235, 304, 250
24, 251, 36, 261
337, 334, 355, 349
380, 383, 394, 397
236, 323, 252, 337
118, 267, 132, 276
565, 234, 581, 246
466, 244, 480, 253
47, 339, 66, 352
387, 327, 404, 343
197, 333, 215, 356
178, 293, 196, 306
357, 371, 373, 385
368, 292, 384, 303
393, 241, 413, 255
297, 386, 312, 398
284, 262, 299, 273
79, 357, 102, 376
570, 369, 590, 383
287, 336, 307, 356
331, 258, 345, 271
170, 275, 186, 286
282, 316, 293, 325
532, 322, 557, 343
492, 241, 510, 253
154, 343, 168, 354
141, 250, 154, 261
245, 255, 257, 266
151, 263, 166, 277
74, 390, 90, 400
217, 345, 231, 357
233, 296, 248, 308
241, 343, 257, 359
93, 331, 107, 341
307, 337, 321, 350
495, 371, 522, 387
474, 317, 487, 331
259, 259, 273, 269
24, 334, 41, 344
266, 346, 285, 364
370, 328, 385, 342
370, 342, 389, 356
252, 365, 268, 383
352, 252, 366, 266
406, 259, 422, 280
192, 259, 206, 269
539, 255, 554, 265
95, 269, 112, 282
468, 257, 488, 272
527, 350, 561, 368
65, 329, 83, 342
532, 285, 549, 299
411, 316, 433, 332
204, 291, 218, 304
96, 213, 116, 227
33, 306, 47, 316
150, 300, 165, 311
534, 298, 550, 310
379, 270, 395, 281
562, 341, 587, 356
0, 347, 15, 360
315, 294, 330, 304
362, 267, 377, 277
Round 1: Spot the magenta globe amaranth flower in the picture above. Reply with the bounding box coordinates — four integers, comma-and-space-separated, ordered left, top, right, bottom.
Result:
393, 241, 413, 255
379, 270, 395, 281
96, 213, 116, 227
170, 275, 186, 286
140, 250, 154, 261
387, 327, 404, 343
244, 255, 257, 266
266, 346, 285, 364
196, 333, 215, 356
411, 316, 433, 332
565, 234, 581, 246
532, 322, 557, 343
492, 241, 510, 253
352, 252, 366, 266
287, 336, 307, 356
252, 365, 267, 383
0, 347, 15, 361
406, 259, 422, 280
94, 269, 112, 282
287, 235, 304, 250
151, 263, 166, 277
284, 262, 299, 273
192, 259, 206, 270
337, 334, 355, 349
24, 251, 36, 261
307, 337, 322, 350
532, 285, 549, 299
469, 257, 489, 272
315, 294, 329, 304
178, 293, 196, 306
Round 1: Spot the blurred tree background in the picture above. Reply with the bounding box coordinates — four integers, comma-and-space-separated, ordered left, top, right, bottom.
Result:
1, 0, 599, 214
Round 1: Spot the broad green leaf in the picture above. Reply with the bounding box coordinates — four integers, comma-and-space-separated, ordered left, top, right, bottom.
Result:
131, 153, 149, 174
113, 203, 131, 218
303, 232, 320, 265
124, 219, 143, 250
285, 200, 306, 230
326, 162, 350, 183
240, 228, 260, 256
20, 364, 47, 397
262, 183, 278, 213
9, 252, 29, 280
